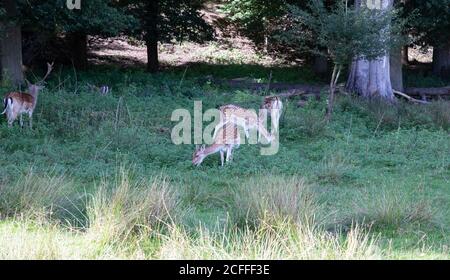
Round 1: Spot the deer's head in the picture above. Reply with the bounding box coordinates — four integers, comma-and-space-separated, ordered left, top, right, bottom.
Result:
192, 145, 206, 166
25, 62, 54, 95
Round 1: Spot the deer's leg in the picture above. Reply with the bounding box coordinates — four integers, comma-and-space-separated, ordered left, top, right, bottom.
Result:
220, 150, 224, 166
257, 122, 273, 143
20, 114, 23, 128
28, 112, 33, 129
226, 146, 233, 162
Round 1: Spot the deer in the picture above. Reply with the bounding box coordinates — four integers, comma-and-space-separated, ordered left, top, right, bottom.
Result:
212, 104, 274, 144
192, 122, 242, 167
87, 83, 111, 96
260, 96, 283, 132
2, 62, 54, 129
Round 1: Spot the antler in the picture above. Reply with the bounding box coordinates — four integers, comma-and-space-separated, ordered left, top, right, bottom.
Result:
37, 62, 54, 85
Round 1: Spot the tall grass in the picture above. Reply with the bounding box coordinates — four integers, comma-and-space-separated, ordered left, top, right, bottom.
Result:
231, 176, 323, 227
350, 186, 439, 231
158, 220, 380, 260
86, 168, 183, 246
0, 169, 72, 219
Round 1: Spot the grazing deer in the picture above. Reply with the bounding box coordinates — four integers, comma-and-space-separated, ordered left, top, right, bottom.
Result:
212, 104, 274, 143
260, 96, 283, 131
88, 83, 110, 96
193, 123, 242, 166
2, 62, 54, 129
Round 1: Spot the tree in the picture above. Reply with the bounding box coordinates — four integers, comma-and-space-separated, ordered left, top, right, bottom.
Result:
18, 0, 135, 69
122, 0, 213, 73
0, 0, 24, 85
346, 0, 408, 101
402, 0, 450, 78
278, 0, 403, 120
223, 0, 332, 74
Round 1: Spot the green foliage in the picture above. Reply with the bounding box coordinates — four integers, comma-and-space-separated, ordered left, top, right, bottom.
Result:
401, 0, 450, 47
278, 0, 406, 66
18, 0, 136, 36
221, 0, 288, 45
122, 0, 213, 43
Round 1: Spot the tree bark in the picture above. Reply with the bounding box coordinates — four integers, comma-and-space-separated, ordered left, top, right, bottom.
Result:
432, 43, 450, 79
390, 46, 404, 92
346, 0, 395, 101
68, 32, 88, 70
0, 0, 24, 85
145, 0, 159, 73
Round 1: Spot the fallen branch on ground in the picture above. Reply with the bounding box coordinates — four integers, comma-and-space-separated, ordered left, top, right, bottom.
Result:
393, 90, 430, 104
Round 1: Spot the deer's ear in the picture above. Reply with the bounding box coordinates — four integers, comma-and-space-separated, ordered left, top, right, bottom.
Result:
25, 79, 31, 86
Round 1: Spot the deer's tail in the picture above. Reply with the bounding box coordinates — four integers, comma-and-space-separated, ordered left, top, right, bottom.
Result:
2, 98, 12, 115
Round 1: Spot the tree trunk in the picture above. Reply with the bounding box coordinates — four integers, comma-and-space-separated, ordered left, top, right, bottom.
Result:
313, 55, 328, 76
390, 46, 403, 92
68, 32, 88, 70
432, 43, 450, 79
145, 0, 159, 73
346, 0, 395, 101
402, 45, 409, 65
0, 0, 24, 85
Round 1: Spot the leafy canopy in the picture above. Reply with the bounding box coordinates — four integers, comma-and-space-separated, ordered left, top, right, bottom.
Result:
121, 0, 213, 44
18, 0, 136, 36
277, 0, 406, 66
401, 0, 450, 48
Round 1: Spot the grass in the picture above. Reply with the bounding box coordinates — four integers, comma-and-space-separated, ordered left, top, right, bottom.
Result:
0, 66, 449, 259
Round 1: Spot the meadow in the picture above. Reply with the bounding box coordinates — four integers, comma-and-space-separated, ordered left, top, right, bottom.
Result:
0, 62, 449, 259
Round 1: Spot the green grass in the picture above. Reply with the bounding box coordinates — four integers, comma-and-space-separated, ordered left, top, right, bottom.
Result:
0, 67, 449, 259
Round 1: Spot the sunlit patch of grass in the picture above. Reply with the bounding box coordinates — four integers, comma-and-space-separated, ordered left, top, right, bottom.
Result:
157, 219, 380, 260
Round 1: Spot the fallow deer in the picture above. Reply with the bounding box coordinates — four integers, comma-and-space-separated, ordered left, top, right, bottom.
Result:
212, 104, 274, 144
260, 96, 283, 131
2, 62, 54, 129
87, 83, 110, 96
193, 123, 242, 166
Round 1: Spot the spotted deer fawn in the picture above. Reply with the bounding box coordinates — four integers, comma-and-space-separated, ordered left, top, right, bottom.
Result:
212, 104, 274, 143
2, 62, 54, 128
193, 123, 242, 166
260, 96, 283, 131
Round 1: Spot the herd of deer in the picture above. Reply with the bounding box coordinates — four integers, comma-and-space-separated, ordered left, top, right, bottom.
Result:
192, 96, 283, 167
2, 63, 283, 167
